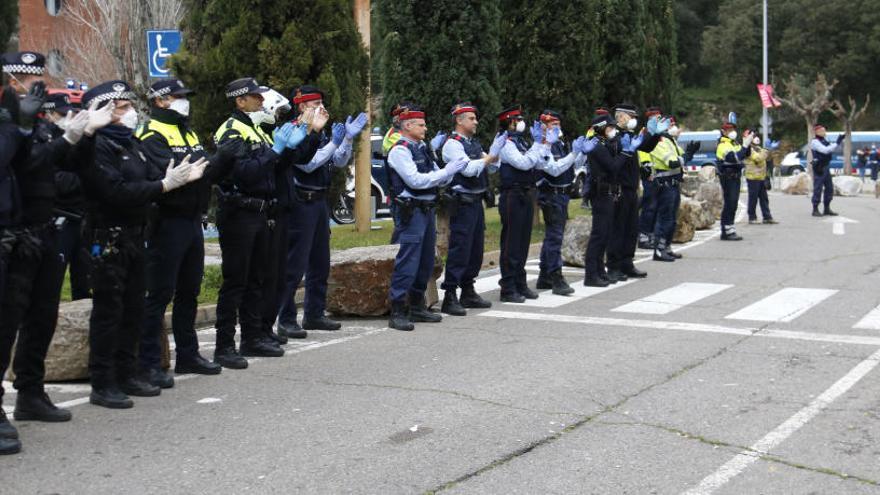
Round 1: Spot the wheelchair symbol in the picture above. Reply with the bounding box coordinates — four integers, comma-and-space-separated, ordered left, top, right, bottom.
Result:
152, 34, 171, 75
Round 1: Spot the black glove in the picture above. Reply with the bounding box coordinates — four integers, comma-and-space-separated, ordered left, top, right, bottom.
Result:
18, 81, 47, 130
686, 141, 701, 154
12, 228, 42, 260
836, 134, 846, 145
216, 137, 246, 161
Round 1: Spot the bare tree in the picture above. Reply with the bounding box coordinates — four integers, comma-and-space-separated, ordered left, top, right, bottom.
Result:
776, 73, 837, 169
831, 95, 871, 175
59, 0, 186, 98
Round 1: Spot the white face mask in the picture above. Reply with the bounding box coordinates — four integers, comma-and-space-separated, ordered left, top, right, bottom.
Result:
668, 125, 680, 137
606, 128, 618, 140
626, 118, 638, 130
168, 98, 190, 117
119, 108, 138, 130
753, 137, 761, 145
514, 120, 526, 133
556, 129, 564, 138
727, 131, 738, 141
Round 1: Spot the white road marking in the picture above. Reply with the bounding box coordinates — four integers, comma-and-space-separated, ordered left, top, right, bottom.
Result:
612, 283, 733, 315
509, 279, 638, 308
823, 215, 858, 236
853, 304, 880, 330
480, 310, 880, 347
196, 397, 222, 404
681, 347, 880, 495
725, 288, 838, 323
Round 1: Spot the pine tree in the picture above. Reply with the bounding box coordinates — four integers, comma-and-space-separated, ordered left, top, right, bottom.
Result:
171, 0, 369, 142
378, 0, 502, 141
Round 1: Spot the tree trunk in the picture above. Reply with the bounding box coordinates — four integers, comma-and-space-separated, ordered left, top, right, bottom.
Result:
805, 118, 816, 176
842, 121, 853, 175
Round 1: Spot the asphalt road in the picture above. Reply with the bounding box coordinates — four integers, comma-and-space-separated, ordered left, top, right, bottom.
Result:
3, 191, 880, 494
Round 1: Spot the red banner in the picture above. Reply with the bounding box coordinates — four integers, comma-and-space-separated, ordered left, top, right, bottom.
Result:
757, 83, 782, 108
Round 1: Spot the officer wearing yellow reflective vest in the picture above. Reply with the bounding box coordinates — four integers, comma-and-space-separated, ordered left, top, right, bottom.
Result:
211, 78, 308, 369
716, 122, 754, 240
647, 116, 696, 261
135, 78, 241, 388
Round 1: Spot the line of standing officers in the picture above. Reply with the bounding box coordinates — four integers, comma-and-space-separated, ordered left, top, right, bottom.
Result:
0, 50, 369, 455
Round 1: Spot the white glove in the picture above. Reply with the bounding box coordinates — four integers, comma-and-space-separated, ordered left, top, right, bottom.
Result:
161, 155, 195, 192
62, 110, 89, 145
186, 157, 209, 183
443, 157, 468, 178
84, 99, 114, 136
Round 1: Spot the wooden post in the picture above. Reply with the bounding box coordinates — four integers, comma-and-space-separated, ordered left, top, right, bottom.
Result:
353, 0, 372, 233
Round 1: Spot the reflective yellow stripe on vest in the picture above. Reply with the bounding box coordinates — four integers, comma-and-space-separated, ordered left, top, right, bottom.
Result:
138, 119, 201, 148
213, 117, 273, 146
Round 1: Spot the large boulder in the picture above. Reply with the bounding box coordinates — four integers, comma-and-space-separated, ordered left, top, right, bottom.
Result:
860, 178, 877, 195
781, 173, 812, 195
326, 245, 442, 316
833, 175, 863, 197
673, 197, 700, 243
680, 174, 700, 197
698, 165, 717, 182
561, 216, 592, 267
41, 299, 91, 381
694, 182, 723, 220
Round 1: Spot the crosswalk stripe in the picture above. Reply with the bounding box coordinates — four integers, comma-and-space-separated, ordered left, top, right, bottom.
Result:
612, 283, 733, 315
508, 278, 638, 308
725, 288, 838, 323
854, 304, 880, 330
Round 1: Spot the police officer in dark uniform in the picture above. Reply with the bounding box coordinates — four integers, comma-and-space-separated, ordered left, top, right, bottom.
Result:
810, 124, 844, 217
45, 94, 92, 300
136, 78, 239, 389
79, 80, 207, 408
438, 102, 507, 315
0, 65, 49, 454
535, 109, 592, 296
606, 103, 661, 282
715, 121, 754, 240
212, 78, 308, 369
584, 114, 644, 287
386, 106, 467, 330
276, 86, 367, 336
496, 106, 555, 303
637, 107, 663, 251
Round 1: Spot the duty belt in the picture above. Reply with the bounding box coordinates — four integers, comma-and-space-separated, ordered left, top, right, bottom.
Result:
538, 184, 569, 194
396, 197, 436, 212
653, 169, 680, 178
220, 192, 276, 213
294, 186, 327, 202
595, 183, 622, 196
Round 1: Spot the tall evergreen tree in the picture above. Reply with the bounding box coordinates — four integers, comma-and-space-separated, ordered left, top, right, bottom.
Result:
0, 1, 16, 52
171, 0, 369, 141
378, 0, 502, 141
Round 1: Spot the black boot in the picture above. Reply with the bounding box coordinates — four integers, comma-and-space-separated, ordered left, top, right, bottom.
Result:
720, 226, 742, 241
665, 244, 683, 259
213, 345, 249, 370
175, 355, 222, 375
519, 286, 539, 299
812, 206, 823, 217
499, 291, 526, 303
0, 409, 19, 439
637, 233, 653, 250
409, 295, 442, 323
389, 301, 414, 331
823, 206, 838, 216
606, 269, 628, 283
551, 270, 574, 296
13, 390, 73, 422
302, 315, 342, 331
0, 437, 21, 455
119, 376, 161, 397
240, 338, 285, 357
139, 368, 174, 389
267, 329, 288, 345
278, 321, 308, 339
583, 273, 610, 287
441, 290, 467, 316
622, 264, 647, 278
654, 240, 676, 262
459, 285, 492, 308
90, 385, 134, 409
536, 271, 553, 290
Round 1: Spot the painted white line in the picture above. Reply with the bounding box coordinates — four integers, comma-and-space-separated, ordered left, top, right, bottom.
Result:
480, 310, 880, 347
725, 288, 838, 323
468, 273, 538, 295
824, 215, 858, 236
853, 304, 880, 330
510, 279, 639, 308
682, 347, 880, 495
196, 397, 222, 404
833, 222, 845, 235
612, 283, 733, 315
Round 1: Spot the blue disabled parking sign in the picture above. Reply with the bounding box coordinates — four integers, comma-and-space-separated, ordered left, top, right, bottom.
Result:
146, 30, 182, 78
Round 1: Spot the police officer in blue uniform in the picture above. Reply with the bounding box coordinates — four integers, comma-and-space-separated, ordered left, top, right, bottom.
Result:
438, 102, 507, 315
136, 78, 240, 388
386, 106, 467, 331
637, 107, 663, 250
496, 106, 556, 303
535, 109, 592, 296
212, 78, 308, 369
276, 86, 367, 335
810, 124, 844, 217
584, 114, 644, 287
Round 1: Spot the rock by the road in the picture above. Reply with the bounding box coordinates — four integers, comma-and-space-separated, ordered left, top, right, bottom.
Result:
326, 245, 442, 316
781, 173, 812, 195
694, 182, 723, 220
860, 178, 877, 195
40, 299, 92, 381
673, 196, 715, 244
562, 215, 592, 267
833, 175, 863, 196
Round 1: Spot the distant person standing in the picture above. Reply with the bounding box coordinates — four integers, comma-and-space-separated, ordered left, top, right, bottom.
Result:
869, 144, 879, 181
810, 125, 844, 217
744, 135, 777, 224
856, 147, 868, 179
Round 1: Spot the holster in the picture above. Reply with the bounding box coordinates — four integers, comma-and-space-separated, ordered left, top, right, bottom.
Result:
394, 197, 415, 227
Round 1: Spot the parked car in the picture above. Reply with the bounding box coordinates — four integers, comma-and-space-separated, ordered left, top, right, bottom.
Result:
779, 131, 880, 175
676, 131, 721, 171
330, 133, 393, 224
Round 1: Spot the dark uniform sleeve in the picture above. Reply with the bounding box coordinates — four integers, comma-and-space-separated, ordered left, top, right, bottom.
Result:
80, 137, 164, 206
138, 132, 175, 176
218, 128, 278, 193
637, 133, 662, 154
589, 143, 629, 177
19, 124, 73, 175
